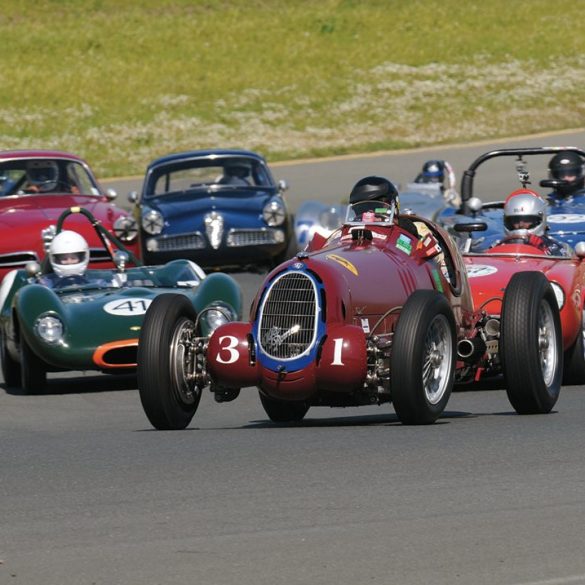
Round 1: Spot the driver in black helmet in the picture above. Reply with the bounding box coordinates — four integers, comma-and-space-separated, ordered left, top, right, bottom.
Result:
349, 176, 419, 238
547, 151, 585, 201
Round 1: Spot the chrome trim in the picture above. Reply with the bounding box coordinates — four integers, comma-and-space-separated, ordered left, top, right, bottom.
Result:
226, 228, 281, 247
258, 271, 319, 360
151, 232, 206, 251
0, 251, 39, 268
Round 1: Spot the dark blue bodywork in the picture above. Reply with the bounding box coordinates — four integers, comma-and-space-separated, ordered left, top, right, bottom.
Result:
435, 147, 585, 251
134, 149, 295, 269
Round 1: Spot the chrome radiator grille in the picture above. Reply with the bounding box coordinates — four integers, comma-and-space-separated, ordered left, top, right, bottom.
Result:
258, 271, 318, 359
227, 229, 279, 247
154, 233, 206, 251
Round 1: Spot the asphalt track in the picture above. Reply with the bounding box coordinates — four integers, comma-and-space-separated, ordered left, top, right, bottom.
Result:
2, 130, 585, 585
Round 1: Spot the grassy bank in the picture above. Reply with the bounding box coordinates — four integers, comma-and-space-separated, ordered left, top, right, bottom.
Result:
2, 0, 585, 177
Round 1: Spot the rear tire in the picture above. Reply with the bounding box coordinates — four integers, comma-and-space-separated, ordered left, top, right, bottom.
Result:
391, 290, 456, 425
137, 294, 202, 430
1, 329, 21, 388
563, 309, 585, 385
259, 392, 309, 422
501, 272, 562, 414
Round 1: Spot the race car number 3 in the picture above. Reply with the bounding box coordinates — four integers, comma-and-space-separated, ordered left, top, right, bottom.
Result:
216, 336, 346, 366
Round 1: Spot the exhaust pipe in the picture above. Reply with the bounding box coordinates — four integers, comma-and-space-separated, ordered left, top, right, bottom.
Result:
457, 337, 486, 363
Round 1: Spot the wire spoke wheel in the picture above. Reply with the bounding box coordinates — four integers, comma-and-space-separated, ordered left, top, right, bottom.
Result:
422, 314, 453, 405
392, 290, 456, 425
169, 317, 200, 407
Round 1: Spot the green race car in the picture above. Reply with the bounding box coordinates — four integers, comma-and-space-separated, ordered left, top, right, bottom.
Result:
0, 207, 242, 393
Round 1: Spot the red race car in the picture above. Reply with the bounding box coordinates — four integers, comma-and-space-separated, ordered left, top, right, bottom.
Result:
136, 177, 565, 429
456, 227, 585, 389
0, 150, 139, 282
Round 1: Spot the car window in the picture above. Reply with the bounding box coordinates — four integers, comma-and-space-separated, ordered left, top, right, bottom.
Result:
65, 162, 100, 195
0, 168, 26, 196
147, 157, 273, 197
0, 159, 101, 196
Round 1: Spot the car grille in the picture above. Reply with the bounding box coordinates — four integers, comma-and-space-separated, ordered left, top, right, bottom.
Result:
0, 249, 111, 270
227, 229, 280, 247
0, 251, 39, 269
258, 271, 318, 359
89, 248, 114, 263
153, 233, 206, 251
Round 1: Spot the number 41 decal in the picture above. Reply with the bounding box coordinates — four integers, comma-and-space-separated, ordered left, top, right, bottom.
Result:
103, 298, 152, 316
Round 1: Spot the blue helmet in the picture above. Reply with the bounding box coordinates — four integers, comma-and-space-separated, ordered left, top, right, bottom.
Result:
417, 160, 445, 184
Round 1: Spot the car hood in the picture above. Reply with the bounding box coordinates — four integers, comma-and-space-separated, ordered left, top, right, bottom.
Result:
0, 195, 120, 229
0, 196, 127, 256
463, 251, 568, 314
146, 189, 273, 219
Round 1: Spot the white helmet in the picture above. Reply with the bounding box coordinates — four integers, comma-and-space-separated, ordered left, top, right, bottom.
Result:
503, 188, 547, 238
49, 230, 90, 277
27, 160, 59, 192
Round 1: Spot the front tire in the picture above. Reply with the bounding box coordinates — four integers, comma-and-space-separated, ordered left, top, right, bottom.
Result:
259, 392, 309, 422
391, 290, 456, 425
137, 294, 203, 430
501, 272, 562, 414
20, 337, 47, 394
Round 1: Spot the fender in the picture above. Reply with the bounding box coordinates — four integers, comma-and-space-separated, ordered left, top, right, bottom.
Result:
315, 324, 367, 392
207, 322, 260, 388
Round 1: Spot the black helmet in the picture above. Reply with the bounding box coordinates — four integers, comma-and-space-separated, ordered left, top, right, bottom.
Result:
349, 176, 399, 206
549, 151, 584, 194
417, 160, 445, 184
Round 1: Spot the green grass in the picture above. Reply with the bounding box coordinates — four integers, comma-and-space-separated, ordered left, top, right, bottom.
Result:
2, 0, 585, 177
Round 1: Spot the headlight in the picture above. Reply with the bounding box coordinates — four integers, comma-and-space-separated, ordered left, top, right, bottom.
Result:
34, 314, 64, 345
142, 208, 164, 235
113, 215, 138, 242
201, 303, 236, 333
549, 282, 565, 309
262, 199, 286, 226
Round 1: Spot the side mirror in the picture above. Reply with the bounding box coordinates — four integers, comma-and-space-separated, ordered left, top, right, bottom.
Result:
105, 188, 118, 201
575, 242, 585, 258
25, 261, 41, 277
128, 191, 138, 204
278, 179, 289, 193
454, 222, 488, 233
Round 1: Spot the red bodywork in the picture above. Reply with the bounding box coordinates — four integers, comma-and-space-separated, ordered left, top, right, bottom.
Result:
0, 150, 140, 281
464, 242, 585, 350
207, 216, 478, 404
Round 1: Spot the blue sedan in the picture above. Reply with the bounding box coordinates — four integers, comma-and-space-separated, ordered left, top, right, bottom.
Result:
131, 149, 296, 269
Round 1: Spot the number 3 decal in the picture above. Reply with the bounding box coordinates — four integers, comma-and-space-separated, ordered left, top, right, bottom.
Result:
216, 335, 240, 364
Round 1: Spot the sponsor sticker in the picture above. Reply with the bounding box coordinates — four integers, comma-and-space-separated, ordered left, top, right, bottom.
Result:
103, 298, 152, 316
360, 318, 370, 333
466, 264, 498, 278
431, 269, 444, 293
325, 254, 358, 276
396, 234, 412, 255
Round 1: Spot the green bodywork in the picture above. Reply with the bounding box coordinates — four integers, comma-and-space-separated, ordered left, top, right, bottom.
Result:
0, 259, 242, 372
